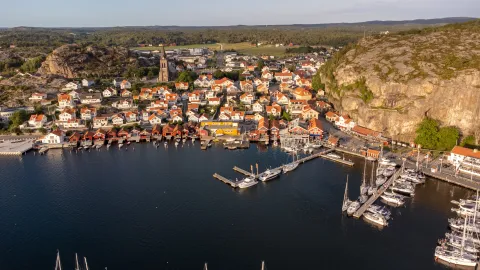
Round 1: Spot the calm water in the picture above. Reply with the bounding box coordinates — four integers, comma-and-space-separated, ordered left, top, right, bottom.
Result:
0, 143, 474, 270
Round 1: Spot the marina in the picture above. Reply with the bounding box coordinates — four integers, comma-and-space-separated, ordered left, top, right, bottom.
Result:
0, 143, 476, 270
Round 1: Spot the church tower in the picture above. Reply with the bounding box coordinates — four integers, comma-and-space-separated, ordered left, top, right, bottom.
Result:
158, 45, 170, 82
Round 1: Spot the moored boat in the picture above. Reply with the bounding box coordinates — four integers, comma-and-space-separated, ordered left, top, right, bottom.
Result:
363, 212, 388, 226
238, 177, 258, 189
258, 168, 282, 182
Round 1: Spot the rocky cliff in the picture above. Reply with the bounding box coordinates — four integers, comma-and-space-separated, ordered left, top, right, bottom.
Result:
322, 20, 480, 141
38, 44, 135, 78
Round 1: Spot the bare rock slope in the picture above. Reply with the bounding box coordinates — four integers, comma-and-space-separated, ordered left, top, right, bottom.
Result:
38, 44, 135, 78
322, 20, 480, 141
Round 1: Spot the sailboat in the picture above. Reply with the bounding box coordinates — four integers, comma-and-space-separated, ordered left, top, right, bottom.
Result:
359, 159, 368, 203
342, 175, 352, 212
204, 262, 208, 270
261, 260, 265, 270
55, 250, 62, 270
368, 161, 376, 196
75, 253, 80, 270
435, 216, 478, 267
84, 257, 89, 270
283, 151, 299, 173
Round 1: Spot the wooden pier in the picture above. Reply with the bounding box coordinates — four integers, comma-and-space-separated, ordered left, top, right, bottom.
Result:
213, 173, 239, 187
353, 169, 402, 218
233, 166, 255, 178
318, 152, 354, 166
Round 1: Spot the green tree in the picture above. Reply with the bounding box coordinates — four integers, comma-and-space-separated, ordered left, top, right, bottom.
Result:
312, 72, 324, 91
414, 118, 439, 149
38, 127, 47, 135
9, 110, 28, 128
176, 71, 198, 85
282, 111, 292, 121
461, 135, 477, 148
436, 126, 459, 150
287, 65, 296, 72
213, 70, 224, 79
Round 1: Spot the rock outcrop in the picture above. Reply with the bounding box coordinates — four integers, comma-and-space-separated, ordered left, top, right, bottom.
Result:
322, 20, 480, 141
38, 44, 135, 78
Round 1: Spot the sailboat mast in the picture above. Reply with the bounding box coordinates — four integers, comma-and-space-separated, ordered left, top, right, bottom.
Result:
204, 262, 208, 270
461, 215, 468, 256
75, 253, 79, 270
474, 190, 479, 224
371, 161, 374, 186
84, 257, 89, 270
55, 250, 62, 270
362, 158, 367, 186
261, 260, 265, 270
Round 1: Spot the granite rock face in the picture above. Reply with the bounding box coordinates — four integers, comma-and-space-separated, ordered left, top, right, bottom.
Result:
323, 21, 480, 141
38, 44, 134, 78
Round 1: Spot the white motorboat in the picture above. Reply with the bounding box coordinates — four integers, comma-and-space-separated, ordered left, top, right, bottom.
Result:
381, 194, 405, 207
363, 212, 388, 226
367, 204, 392, 219
326, 153, 341, 159
367, 186, 376, 196
400, 173, 425, 184
379, 157, 397, 167
376, 175, 387, 186
383, 167, 396, 177
347, 201, 360, 216
391, 182, 415, 196
238, 177, 258, 189
359, 194, 368, 204
259, 168, 282, 182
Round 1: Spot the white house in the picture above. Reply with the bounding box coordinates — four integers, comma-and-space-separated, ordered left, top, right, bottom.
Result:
111, 114, 124, 126
82, 79, 94, 87
57, 94, 75, 109
252, 102, 264, 113
148, 114, 163, 125
59, 108, 76, 122
231, 111, 245, 121
448, 146, 480, 171
41, 130, 64, 144
208, 97, 221, 106
80, 107, 97, 120
79, 93, 102, 104
69, 90, 80, 100
28, 114, 47, 128
64, 82, 81, 91
112, 99, 134, 110
240, 93, 255, 105
102, 87, 117, 98
335, 115, 355, 131
93, 117, 109, 128
29, 92, 47, 102
125, 111, 138, 123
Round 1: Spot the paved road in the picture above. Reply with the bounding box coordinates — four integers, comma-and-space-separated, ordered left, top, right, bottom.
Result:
0, 135, 41, 141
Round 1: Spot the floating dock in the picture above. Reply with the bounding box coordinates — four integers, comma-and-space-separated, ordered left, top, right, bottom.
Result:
213, 173, 239, 187
353, 169, 402, 218
233, 166, 255, 178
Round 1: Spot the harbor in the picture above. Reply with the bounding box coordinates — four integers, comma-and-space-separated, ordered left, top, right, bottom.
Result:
0, 142, 476, 270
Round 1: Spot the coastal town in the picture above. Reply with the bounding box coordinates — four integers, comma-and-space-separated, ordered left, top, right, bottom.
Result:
0, 44, 479, 190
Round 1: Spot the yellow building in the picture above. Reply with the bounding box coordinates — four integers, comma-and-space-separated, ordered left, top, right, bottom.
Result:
200, 121, 240, 136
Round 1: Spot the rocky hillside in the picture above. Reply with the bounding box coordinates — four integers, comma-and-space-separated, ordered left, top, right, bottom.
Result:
321, 20, 480, 141
38, 44, 136, 78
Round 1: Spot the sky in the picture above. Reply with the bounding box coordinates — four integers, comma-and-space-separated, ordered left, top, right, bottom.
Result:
1, 0, 479, 27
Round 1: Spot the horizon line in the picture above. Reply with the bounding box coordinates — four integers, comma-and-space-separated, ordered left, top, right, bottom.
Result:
1, 16, 477, 29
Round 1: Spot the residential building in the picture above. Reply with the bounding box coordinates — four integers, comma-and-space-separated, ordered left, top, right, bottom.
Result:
102, 87, 117, 98
82, 79, 94, 87
29, 92, 47, 102
41, 130, 64, 144
28, 114, 47, 128
64, 82, 81, 91
335, 115, 355, 131
292, 87, 312, 101
57, 93, 75, 109
80, 107, 97, 120
301, 106, 319, 120
79, 93, 102, 104
240, 80, 254, 92
266, 103, 282, 117
325, 111, 339, 122
93, 117, 109, 128
448, 146, 480, 172
59, 108, 76, 122
175, 82, 189, 90
112, 99, 134, 110
120, 80, 131, 90
208, 97, 221, 106
308, 118, 323, 137
240, 93, 255, 105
